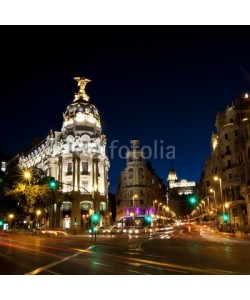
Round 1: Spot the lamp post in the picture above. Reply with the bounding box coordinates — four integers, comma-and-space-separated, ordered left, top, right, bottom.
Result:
8, 214, 14, 230
165, 206, 170, 225
213, 176, 223, 212
224, 202, 230, 223
23, 169, 32, 185
209, 188, 216, 210
153, 200, 158, 227
36, 209, 41, 229
132, 194, 138, 226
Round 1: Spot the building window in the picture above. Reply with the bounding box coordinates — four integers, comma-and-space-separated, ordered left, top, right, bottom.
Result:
227, 160, 231, 168
82, 162, 88, 174
232, 208, 237, 217
63, 202, 72, 211
235, 130, 238, 137
225, 133, 228, 140
225, 146, 230, 155
83, 141, 88, 151
81, 201, 91, 211
100, 202, 106, 211
67, 162, 72, 174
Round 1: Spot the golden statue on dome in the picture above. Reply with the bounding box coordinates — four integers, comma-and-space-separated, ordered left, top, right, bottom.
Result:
74, 77, 91, 101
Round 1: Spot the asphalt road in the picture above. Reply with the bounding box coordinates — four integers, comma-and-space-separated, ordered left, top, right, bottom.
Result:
0, 224, 250, 275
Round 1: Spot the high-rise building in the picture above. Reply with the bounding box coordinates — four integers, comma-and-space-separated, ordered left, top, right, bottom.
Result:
18, 77, 110, 230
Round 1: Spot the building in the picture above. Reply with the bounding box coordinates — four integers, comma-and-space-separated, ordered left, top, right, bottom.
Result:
17, 77, 110, 230
167, 168, 197, 218
116, 139, 166, 226
199, 92, 250, 228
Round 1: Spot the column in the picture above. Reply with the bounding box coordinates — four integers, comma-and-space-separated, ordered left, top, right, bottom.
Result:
77, 157, 80, 191
73, 156, 76, 190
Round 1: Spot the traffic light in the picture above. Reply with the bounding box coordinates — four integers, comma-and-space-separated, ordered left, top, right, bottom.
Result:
222, 213, 229, 222
0, 173, 5, 184
0, 220, 3, 227
48, 177, 58, 189
91, 213, 100, 224
145, 215, 152, 224
189, 196, 197, 205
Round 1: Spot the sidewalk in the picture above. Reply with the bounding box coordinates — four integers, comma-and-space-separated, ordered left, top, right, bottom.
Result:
198, 225, 250, 244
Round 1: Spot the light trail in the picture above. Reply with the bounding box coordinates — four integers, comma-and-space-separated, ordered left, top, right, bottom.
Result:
25, 245, 95, 275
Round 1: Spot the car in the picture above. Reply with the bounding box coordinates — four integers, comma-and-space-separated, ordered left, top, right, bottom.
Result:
126, 226, 144, 235
144, 226, 156, 234
110, 226, 122, 234
97, 226, 112, 234
41, 228, 67, 237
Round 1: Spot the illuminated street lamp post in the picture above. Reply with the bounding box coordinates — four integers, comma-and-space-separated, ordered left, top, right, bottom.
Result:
153, 200, 158, 226
36, 209, 41, 229
132, 194, 138, 226
23, 169, 32, 184
8, 214, 14, 230
209, 188, 216, 210
224, 202, 230, 223
213, 176, 223, 212
201, 200, 205, 213
165, 206, 170, 224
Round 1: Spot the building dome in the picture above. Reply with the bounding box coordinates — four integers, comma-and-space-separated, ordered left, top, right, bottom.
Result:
62, 77, 101, 137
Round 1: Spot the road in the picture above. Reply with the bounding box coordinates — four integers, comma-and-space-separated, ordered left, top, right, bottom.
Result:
0, 224, 250, 275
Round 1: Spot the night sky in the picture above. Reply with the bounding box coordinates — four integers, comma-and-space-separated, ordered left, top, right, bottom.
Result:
1, 26, 250, 192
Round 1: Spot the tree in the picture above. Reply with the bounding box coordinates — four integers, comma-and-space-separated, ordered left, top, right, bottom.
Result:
4, 182, 52, 215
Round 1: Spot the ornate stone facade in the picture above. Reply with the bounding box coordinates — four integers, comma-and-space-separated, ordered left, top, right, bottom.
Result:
116, 139, 166, 226
18, 78, 110, 230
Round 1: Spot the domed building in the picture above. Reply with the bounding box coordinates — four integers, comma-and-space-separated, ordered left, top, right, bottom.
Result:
18, 77, 110, 230
116, 139, 167, 227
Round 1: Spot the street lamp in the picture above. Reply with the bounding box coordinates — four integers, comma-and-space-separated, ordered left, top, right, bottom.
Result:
209, 188, 216, 209
23, 169, 32, 184
201, 200, 205, 214
36, 209, 41, 229
8, 214, 14, 230
213, 176, 223, 212
132, 194, 138, 226
165, 206, 170, 224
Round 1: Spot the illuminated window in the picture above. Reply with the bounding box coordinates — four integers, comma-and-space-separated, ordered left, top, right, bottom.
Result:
81, 202, 91, 210
100, 202, 106, 211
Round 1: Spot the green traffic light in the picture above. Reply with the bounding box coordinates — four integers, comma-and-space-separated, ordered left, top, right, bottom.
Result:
223, 214, 229, 222
0, 220, 3, 226
92, 213, 99, 222
189, 196, 197, 205
48, 177, 58, 189
145, 215, 151, 223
